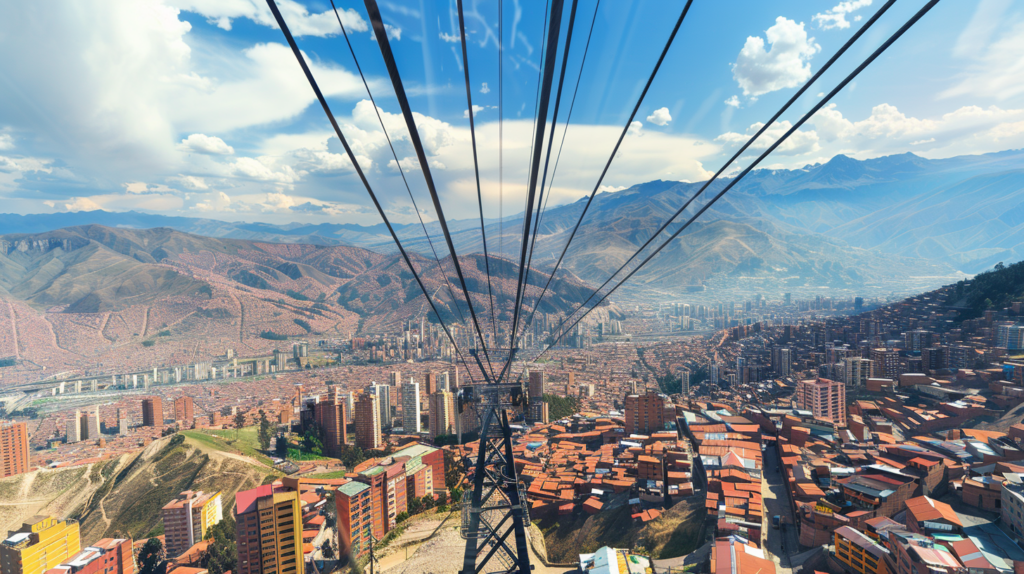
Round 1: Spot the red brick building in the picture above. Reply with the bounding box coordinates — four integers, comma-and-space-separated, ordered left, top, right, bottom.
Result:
624, 391, 673, 435
142, 397, 163, 427
0, 421, 29, 478
173, 397, 194, 425
335, 481, 372, 559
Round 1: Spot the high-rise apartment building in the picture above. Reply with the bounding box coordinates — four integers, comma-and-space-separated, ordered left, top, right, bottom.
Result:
141, 398, 162, 427
80, 407, 100, 441
624, 391, 673, 435
680, 369, 690, 395
996, 324, 1024, 350
335, 481, 372, 559
116, 409, 129, 436
370, 383, 392, 428
843, 357, 874, 389
0, 422, 29, 478
528, 370, 546, 400
388, 371, 401, 387
173, 397, 194, 425
352, 444, 440, 539
0, 516, 81, 574
355, 393, 381, 450
795, 378, 847, 425
425, 373, 437, 397
428, 390, 453, 439
401, 380, 420, 434
65, 412, 81, 444
314, 390, 346, 457
235, 483, 303, 574
871, 348, 900, 379
161, 490, 223, 558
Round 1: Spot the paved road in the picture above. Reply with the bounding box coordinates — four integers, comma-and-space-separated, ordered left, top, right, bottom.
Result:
762, 443, 800, 573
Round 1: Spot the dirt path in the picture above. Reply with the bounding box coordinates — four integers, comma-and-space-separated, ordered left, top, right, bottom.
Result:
5, 299, 21, 358
99, 312, 113, 342
141, 307, 150, 338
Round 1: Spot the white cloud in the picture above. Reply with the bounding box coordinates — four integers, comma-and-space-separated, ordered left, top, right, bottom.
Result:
715, 102, 1024, 168
480, 82, 491, 94
724, 96, 741, 108
261, 192, 298, 212
439, 31, 460, 43
0, 134, 13, 150
464, 105, 497, 119
231, 157, 300, 183
627, 121, 643, 136
646, 108, 672, 127
192, 191, 231, 212
168, 0, 367, 37
179, 133, 234, 155
0, 1, 371, 184
813, 0, 872, 30
62, 197, 103, 212
171, 175, 208, 190
598, 185, 627, 193
370, 24, 402, 42
942, 5, 1024, 101
732, 17, 820, 97
0, 155, 52, 173
716, 120, 820, 155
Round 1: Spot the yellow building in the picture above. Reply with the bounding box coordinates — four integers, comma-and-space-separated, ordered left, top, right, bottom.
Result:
256, 490, 303, 574
0, 516, 81, 574
835, 525, 889, 574
161, 490, 224, 558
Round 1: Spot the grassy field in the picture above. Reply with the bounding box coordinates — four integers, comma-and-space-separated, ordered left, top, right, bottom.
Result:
182, 426, 275, 466
307, 470, 348, 479
287, 448, 330, 461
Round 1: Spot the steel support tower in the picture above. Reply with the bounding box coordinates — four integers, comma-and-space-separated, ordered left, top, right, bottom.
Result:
459, 373, 532, 574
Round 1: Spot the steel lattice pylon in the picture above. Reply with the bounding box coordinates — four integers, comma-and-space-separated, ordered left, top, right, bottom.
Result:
459, 384, 532, 574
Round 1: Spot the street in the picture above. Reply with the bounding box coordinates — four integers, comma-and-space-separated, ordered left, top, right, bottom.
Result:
762, 443, 800, 573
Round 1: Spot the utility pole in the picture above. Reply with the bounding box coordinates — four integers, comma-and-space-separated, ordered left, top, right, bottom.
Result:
367, 531, 378, 574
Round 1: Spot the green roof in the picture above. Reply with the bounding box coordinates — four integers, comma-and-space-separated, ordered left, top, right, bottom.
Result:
405, 455, 423, 473
359, 465, 386, 477
337, 481, 370, 496
394, 443, 437, 459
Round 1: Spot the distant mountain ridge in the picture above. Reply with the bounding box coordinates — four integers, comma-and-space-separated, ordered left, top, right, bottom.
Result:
3, 149, 1023, 293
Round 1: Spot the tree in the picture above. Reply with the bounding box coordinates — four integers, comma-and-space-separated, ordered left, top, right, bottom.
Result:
338, 444, 366, 468
541, 394, 579, 419
275, 434, 289, 458
138, 538, 164, 574
203, 516, 236, 574
233, 411, 245, 440
436, 492, 449, 512
443, 449, 463, 492
258, 410, 273, 451
302, 425, 323, 456
408, 496, 424, 515
396, 511, 409, 523
421, 494, 436, 511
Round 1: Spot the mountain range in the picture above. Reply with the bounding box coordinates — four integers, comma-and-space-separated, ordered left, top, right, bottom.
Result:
2, 149, 1023, 298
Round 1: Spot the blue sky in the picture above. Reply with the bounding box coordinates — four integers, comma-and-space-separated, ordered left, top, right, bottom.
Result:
1, 0, 1022, 225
